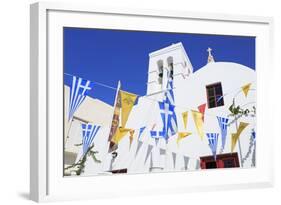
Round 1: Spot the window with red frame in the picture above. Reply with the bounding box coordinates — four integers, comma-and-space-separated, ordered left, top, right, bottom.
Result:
200, 153, 240, 169
206, 82, 224, 108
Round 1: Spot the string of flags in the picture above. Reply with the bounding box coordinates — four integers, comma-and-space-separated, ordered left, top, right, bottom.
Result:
132, 116, 252, 164
218, 82, 253, 103
65, 73, 255, 170
109, 98, 251, 160
105, 115, 252, 172
131, 85, 250, 169
130, 120, 253, 165
65, 73, 255, 122
135, 99, 251, 166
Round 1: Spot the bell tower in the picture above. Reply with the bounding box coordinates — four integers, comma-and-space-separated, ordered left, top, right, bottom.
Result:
146, 42, 193, 96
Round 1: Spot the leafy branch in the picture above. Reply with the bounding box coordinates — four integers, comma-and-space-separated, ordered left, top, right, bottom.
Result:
64, 143, 101, 176
227, 102, 256, 126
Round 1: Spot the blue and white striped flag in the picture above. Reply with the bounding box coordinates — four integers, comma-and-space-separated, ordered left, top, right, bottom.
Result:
160, 77, 178, 141
150, 129, 163, 138
150, 77, 177, 142
165, 78, 175, 105
68, 76, 94, 121
217, 117, 229, 152
206, 133, 219, 160
158, 101, 177, 140
81, 123, 101, 155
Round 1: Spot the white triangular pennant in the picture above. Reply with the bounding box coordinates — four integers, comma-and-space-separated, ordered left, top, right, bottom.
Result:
183, 156, 189, 170
172, 152, 177, 168
144, 144, 153, 164
160, 148, 166, 155
109, 158, 115, 171
155, 138, 159, 146
149, 153, 153, 170
195, 159, 200, 170
135, 141, 143, 157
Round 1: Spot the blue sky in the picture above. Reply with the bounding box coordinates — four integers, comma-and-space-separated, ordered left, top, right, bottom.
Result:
64, 27, 255, 106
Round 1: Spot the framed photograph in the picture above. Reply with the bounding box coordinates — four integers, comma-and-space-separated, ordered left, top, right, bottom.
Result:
30, 2, 274, 202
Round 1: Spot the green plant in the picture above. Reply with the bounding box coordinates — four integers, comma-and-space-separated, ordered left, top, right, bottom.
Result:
227, 101, 256, 126
64, 143, 101, 176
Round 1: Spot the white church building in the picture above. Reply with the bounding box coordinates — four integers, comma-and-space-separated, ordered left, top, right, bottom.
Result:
64, 42, 256, 176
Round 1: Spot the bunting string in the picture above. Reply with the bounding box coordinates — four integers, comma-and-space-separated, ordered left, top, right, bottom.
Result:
64, 73, 256, 119
65, 73, 256, 171
241, 129, 256, 165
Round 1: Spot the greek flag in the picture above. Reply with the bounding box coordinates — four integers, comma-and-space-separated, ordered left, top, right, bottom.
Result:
162, 77, 178, 139
68, 76, 94, 121
81, 123, 101, 155
150, 129, 163, 138
217, 117, 229, 151
165, 78, 175, 105
206, 133, 219, 160
158, 101, 177, 140
150, 130, 161, 146
150, 78, 177, 141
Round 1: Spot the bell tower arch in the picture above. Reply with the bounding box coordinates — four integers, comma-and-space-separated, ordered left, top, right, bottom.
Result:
146, 42, 193, 96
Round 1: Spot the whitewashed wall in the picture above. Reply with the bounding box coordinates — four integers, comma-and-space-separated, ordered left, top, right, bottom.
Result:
65, 43, 256, 175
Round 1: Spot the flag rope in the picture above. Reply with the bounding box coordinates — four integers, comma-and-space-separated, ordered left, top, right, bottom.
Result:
64, 73, 256, 119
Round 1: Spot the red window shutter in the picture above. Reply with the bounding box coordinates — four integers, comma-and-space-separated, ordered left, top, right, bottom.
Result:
200, 160, 206, 169
216, 159, 224, 168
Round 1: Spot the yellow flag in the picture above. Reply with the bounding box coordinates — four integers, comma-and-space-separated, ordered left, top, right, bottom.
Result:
182, 111, 188, 129
120, 91, 137, 128
237, 122, 249, 137
112, 127, 131, 144
231, 133, 238, 152
241, 83, 251, 97
129, 129, 135, 147
231, 122, 249, 152
177, 132, 192, 145
192, 110, 204, 140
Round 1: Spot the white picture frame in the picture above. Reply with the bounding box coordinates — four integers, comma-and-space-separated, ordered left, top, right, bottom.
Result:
30, 2, 274, 202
